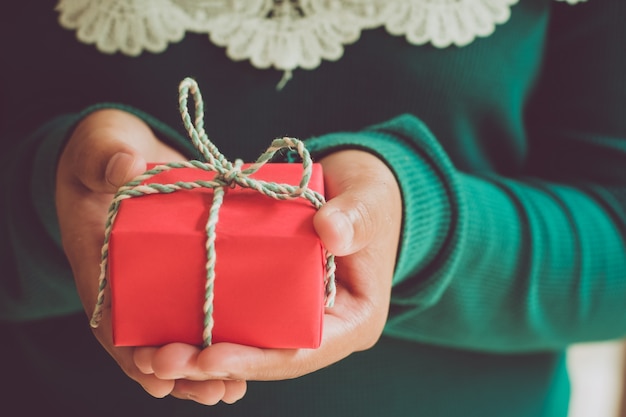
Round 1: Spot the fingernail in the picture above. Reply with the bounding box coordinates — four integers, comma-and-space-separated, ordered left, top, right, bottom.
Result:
328, 210, 354, 253
105, 152, 134, 188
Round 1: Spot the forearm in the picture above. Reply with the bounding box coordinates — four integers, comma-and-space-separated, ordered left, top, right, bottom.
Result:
387, 172, 626, 352
307, 114, 626, 353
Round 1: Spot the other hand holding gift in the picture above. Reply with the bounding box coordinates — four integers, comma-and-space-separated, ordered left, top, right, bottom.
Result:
55, 94, 246, 404
56, 78, 402, 405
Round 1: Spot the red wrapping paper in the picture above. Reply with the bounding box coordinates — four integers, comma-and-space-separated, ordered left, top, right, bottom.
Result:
109, 163, 326, 348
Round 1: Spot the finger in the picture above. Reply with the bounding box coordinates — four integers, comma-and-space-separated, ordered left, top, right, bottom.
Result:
133, 347, 159, 374
197, 315, 355, 381
150, 343, 202, 380
170, 380, 247, 405
221, 380, 248, 404
314, 150, 401, 256
94, 340, 175, 398
197, 343, 298, 381
137, 373, 176, 399
92, 314, 175, 398
172, 379, 226, 406
137, 344, 247, 403
61, 109, 155, 193
314, 196, 372, 257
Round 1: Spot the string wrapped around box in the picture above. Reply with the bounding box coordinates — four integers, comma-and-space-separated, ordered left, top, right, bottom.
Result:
90, 77, 336, 347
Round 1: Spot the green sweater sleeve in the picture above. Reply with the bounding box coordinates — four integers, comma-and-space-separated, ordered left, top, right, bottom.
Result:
306, 0, 626, 353
1, 114, 83, 320
0, 104, 197, 321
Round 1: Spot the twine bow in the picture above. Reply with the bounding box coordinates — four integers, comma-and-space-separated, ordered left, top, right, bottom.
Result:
90, 77, 337, 347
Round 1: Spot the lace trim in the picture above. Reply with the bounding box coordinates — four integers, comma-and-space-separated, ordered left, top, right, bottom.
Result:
57, 0, 190, 56
197, 1, 383, 71
56, 0, 588, 71
381, 0, 519, 48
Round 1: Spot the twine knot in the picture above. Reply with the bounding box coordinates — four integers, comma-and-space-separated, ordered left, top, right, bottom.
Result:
221, 159, 244, 185
90, 78, 336, 347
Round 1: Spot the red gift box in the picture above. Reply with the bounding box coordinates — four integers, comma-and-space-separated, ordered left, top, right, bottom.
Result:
108, 163, 327, 348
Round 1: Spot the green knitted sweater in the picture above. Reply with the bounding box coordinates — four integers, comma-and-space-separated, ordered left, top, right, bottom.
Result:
2, 0, 625, 416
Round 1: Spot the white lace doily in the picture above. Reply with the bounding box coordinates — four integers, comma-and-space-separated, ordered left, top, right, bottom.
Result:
56, 0, 588, 72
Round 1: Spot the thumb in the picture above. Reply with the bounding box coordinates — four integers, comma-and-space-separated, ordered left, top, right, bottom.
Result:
313, 150, 400, 257
61, 110, 154, 194
69, 136, 147, 194
102, 151, 147, 191
314, 195, 374, 257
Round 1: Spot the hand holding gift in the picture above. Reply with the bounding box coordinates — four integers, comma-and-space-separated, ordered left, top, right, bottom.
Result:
56, 78, 402, 405
55, 90, 245, 403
